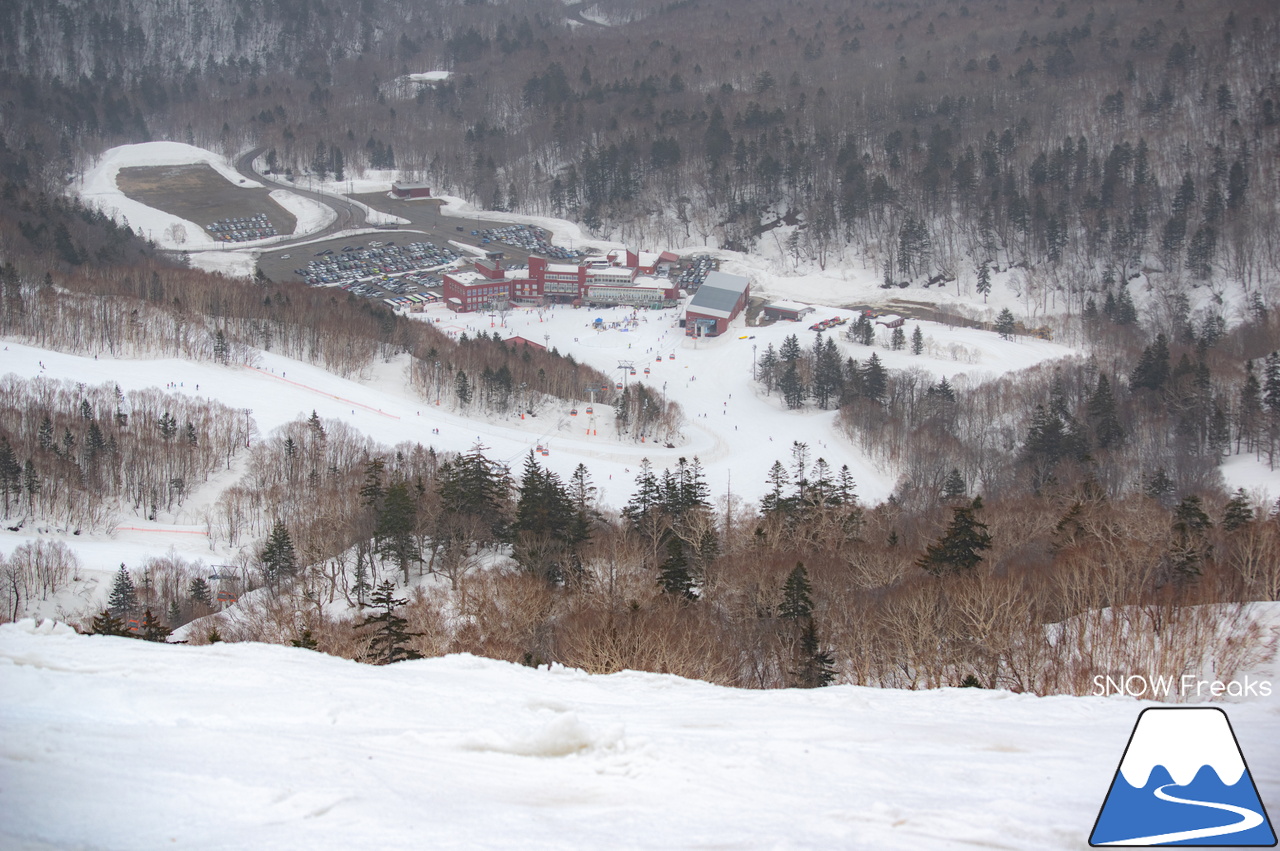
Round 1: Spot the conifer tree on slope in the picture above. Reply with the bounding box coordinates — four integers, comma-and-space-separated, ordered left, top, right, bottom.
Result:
361, 580, 421, 665
107, 564, 138, 619
375, 479, 420, 582
139, 609, 170, 642
260, 520, 298, 589
917, 498, 993, 575
777, 564, 835, 687
778, 564, 814, 620
89, 608, 129, 637
657, 537, 696, 600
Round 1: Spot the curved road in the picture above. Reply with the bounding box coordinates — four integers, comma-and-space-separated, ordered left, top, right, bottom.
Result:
233, 147, 369, 243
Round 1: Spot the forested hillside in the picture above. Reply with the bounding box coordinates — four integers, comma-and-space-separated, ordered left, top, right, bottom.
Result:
3, 0, 1278, 281
2, 0, 1280, 693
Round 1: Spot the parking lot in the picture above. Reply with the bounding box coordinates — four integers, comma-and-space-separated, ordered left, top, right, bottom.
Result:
295, 240, 459, 286
469, 224, 585, 260
676, 255, 719, 289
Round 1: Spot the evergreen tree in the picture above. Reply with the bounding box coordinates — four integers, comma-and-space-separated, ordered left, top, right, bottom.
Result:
107, 564, 138, 618
779, 333, 802, 362
436, 446, 511, 546
623, 458, 663, 527
213, 329, 230, 364
37, 415, 54, 452
260, 520, 298, 588
916, 498, 992, 575
89, 609, 129, 637
139, 609, 170, 642
1143, 468, 1175, 505
761, 460, 792, 515
167, 600, 182, 626
455, 370, 472, 406
0, 438, 20, 517
778, 564, 814, 619
942, 468, 966, 499
1221, 489, 1254, 532
890, 326, 906, 351
1086, 374, 1125, 449
995, 308, 1016, 340
1169, 495, 1213, 582
779, 360, 806, 409
793, 619, 837, 688
189, 576, 212, 607
1263, 352, 1280, 413
911, 325, 924, 355
657, 537, 695, 600
811, 337, 844, 409
1236, 360, 1261, 453
512, 452, 581, 583
1113, 285, 1138, 325
861, 353, 887, 402
1130, 333, 1171, 391
361, 580, 422, 664
23, 459, 39, 514
975, 261, 991, 302
756, 343, 778, 390
376, 479, 420, 581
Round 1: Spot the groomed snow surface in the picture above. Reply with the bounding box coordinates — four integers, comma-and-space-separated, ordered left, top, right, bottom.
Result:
2, 619, 1275, 851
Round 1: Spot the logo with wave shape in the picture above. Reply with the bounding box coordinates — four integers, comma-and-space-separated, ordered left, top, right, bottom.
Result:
1090, 707, 1276, 846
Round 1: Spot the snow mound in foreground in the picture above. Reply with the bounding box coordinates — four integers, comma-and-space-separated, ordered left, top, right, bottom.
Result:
2, 622, 1277, 850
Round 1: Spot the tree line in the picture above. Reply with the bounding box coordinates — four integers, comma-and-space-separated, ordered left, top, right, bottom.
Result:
35, 407, 1270, 695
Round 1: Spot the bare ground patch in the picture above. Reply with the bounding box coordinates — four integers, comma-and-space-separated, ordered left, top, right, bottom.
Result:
116, 163, 297, 238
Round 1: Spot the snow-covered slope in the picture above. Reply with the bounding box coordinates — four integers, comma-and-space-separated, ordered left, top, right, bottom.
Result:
1, 620, 1274, 850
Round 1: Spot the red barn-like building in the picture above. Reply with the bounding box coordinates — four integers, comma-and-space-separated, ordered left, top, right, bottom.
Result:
685, 271, 750, 336
391, 182, 432, 199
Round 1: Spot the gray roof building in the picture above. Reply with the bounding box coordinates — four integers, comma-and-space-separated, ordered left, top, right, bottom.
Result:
687, 271, 750, 319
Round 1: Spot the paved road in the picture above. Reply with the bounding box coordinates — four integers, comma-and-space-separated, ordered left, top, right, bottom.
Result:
233, 147, 369, 242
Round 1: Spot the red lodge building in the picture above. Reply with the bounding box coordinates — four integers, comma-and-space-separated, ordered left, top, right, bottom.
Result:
684, 271, 750, 337
443, 249, 681, 312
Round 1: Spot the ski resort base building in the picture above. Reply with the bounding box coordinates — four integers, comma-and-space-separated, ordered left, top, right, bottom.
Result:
442, 249, 680, 313
684, 271, 750, 337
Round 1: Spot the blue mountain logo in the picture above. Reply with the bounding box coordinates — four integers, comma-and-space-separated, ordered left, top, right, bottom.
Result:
1090, 707, 1276, 846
